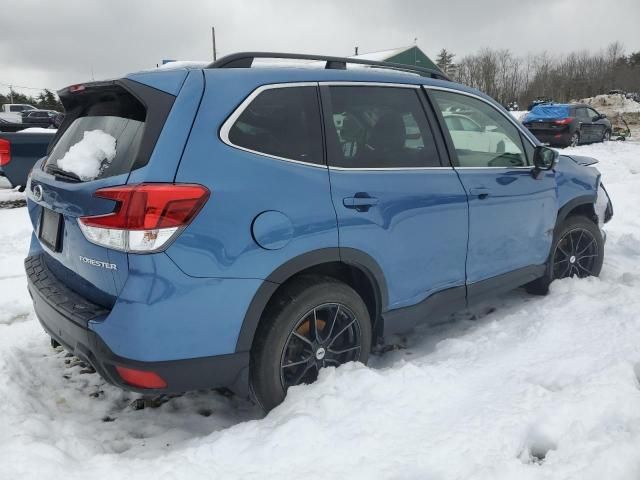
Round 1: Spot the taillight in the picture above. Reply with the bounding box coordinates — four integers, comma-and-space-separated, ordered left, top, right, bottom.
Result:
554, 118, 572, 125
0, 138, 11, 166
78, 183, 209, 253
115, 366, 167, 389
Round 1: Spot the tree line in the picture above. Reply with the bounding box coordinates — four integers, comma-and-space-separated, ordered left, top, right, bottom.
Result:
436, 42, 640, 108
0, 88, 63, 111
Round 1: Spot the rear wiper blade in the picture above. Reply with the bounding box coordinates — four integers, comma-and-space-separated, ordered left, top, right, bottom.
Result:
45, 164, 82, 182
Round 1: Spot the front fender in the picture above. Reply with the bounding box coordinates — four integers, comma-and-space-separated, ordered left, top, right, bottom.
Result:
557, 195, 597, 225
554, 155, 600, 224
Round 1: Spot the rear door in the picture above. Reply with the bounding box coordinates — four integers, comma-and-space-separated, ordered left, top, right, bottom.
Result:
321, 84, 468, 313
428, 88, 557, 293
26, 79, 176, 307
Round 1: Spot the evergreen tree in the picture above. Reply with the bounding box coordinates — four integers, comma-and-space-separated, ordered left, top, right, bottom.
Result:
436, 49, 456, 75
1, 88, 62, 111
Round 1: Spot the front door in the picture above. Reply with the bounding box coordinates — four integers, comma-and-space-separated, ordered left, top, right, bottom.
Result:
321, 84, 469, 313
586, 107, 606, 140
576, 107, 597, 142
429, 89, 558, 292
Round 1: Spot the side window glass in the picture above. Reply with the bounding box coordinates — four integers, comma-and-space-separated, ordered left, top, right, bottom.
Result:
576, 108, 589, 120
588, 108, 599, 120
431, 90, 529, 168
227, 86, 323, 165
326, 86, 441, 168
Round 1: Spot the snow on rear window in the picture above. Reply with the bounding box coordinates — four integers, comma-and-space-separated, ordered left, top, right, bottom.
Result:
57, 130, 116, 181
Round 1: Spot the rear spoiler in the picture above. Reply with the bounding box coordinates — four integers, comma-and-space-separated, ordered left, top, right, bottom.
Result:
50, 79, 175, 171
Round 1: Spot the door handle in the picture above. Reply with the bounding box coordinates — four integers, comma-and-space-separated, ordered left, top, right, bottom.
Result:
469, 187, 490, 199
343, 194, 378, 212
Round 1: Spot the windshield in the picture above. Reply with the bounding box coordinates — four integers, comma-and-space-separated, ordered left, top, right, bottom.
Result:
45, 88, 146, 181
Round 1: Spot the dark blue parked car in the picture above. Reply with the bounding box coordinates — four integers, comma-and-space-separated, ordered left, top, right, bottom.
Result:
522, 103, 612, 148
24, 53, 613, 411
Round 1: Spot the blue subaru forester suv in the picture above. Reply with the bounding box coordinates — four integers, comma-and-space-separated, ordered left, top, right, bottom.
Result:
25, 53, 613, 411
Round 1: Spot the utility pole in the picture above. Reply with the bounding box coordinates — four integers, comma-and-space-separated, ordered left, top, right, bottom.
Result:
354, 46, 359, 55
9, 86, 13, 103
212, 27, 217, 62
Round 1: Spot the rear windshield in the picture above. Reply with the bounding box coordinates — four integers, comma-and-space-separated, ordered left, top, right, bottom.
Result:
525, 105, 570, 122
45, 87, 146, 181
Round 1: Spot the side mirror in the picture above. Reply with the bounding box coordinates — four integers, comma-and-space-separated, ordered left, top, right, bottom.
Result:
532, 146, 558, 173
600, 113, 607, 119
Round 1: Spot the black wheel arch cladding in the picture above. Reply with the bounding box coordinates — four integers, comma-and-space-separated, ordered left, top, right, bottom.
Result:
235, 248, 388, 353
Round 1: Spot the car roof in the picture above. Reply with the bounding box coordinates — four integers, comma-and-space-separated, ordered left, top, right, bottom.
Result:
127, 65, 495, 103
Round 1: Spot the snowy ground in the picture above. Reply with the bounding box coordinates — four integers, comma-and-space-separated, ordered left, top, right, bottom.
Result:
509, 110, 529, 121
0, 177, 25, 207
2, 141, 640, 479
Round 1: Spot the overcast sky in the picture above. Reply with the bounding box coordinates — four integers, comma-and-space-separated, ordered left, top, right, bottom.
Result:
1, 0, 639, 96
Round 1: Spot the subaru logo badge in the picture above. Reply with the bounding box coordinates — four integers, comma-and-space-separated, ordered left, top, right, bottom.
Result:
33, 184, 43, 202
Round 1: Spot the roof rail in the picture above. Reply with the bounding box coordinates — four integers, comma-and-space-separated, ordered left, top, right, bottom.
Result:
207, 52, 450, 81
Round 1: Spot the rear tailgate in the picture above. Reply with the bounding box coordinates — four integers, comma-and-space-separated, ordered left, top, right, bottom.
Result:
26, 78, 178, 308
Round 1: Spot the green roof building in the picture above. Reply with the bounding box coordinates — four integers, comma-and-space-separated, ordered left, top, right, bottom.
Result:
352, 45, 439, 71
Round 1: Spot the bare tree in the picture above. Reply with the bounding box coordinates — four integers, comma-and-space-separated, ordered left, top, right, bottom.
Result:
451, 42, 640, 108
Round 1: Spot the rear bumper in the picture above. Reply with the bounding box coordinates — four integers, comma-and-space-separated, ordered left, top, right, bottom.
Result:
25, 254, 250, 395
528, 129, 572, 146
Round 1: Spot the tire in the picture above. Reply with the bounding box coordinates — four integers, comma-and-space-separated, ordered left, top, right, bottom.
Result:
569, 132, 580, 147
250, 276, 372, 412
526, 215, 604, 295
602, 130, 611, 143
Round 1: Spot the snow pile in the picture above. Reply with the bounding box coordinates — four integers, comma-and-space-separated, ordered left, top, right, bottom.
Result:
0, 180, 25, 204
509, 110, 528, 121
1, 142, 640, 478
56, 130, 116, 180
579, 94, 640, 114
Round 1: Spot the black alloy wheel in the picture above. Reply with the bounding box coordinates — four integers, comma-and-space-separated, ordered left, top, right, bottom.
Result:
250, 277, 372, 412
552, 228, 599, 279
526, 215, 604, 295
280, 303, 362, 389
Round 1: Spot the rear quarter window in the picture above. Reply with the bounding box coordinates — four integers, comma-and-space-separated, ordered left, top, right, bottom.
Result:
225, 86, 324, 165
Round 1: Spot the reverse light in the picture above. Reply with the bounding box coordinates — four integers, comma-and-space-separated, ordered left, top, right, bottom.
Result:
78, 183, 210, 253
115, 366, 167, 389
0, 138, 11, 166
554, 118, 572, 125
